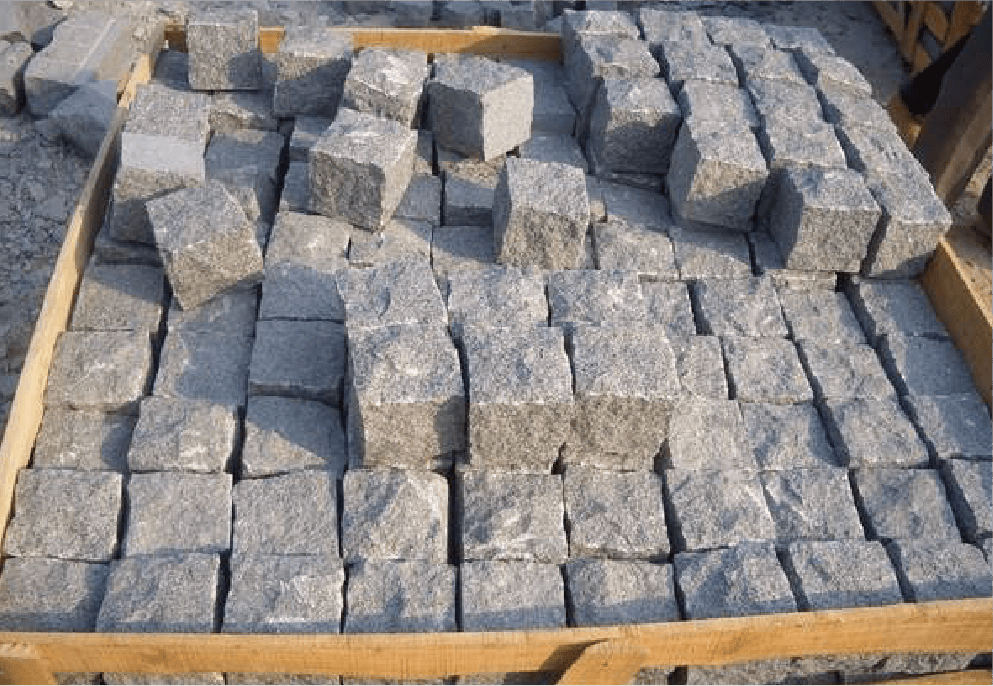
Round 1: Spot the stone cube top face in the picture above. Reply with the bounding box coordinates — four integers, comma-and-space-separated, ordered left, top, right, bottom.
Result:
338, 257, 447, 330
125, 84, 211, 147
312, 108, 416, 171
433, 54, 531, 94
692, 277, 788, 338
0, 558, 109, 631
677, 79, 758, 130
637, 9, 709, 49
70, 262, 165, 336
33, 409, 136, 473
664, 397, 756, 471
880, 334, 975, 398
885, 539, 992, 602
463, 325, 572, 406
821, 397, 929, 469
124, 472, 232, 556
853, 468, 960, 541
342, 48, 429, 127
721, 336, 813, 405
565, 559, 679, 627
167, 288, 259, 338
598, 76, 679, 120
669, 227, 752, 280
248, 319, 346, 405
702, 15, 770, 47
846, 279, 947, 343
548, 269, 645, 331
154, 330, 254, 410
45, 330, 153, 414
796, 339, 895, 402
758, 116, 848, 170
795, 50, 872, 97
783, 540, 902, 611
740, 402, 840, 470
728, 45, 805, 85
345, 560, 456, 633
561, 9, 640, 45
265, 212, 351, 266
127, 396, 238, 473
667, 470, 776, 550
593, 219, 678, 281
350, 218, 433, 268
746, 78, 823, 125
910, 394, 993, 461
186, 7, 260, 90
460, 561, 566, 631
778, 289, 865, 344
500, 157, 590, 226
571, 325, 680, 401
241, 396, 346, 479
445, 267, 548, 336
764, 24, 836, 55
761, 468, 864, 541
278, 26, 352, 61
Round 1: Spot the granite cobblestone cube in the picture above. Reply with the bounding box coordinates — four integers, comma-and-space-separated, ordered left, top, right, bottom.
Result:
565, 560, 679, 627
167, 288, 259, 338
765, 24, 836, 55
940, 459, 992, 541
795, 49, 872, 98
796, 339, 895, 402
722, 336, 813, 404
560, 9, 640, 53
834, 124, 929, 190
740, 402, 840, 470
0, 40, 32, 116
337, 257, 447, 330
879, 333, 975, 398
444, 267, 546, 339
820, 397, 929, 468
124, 472, 232, 556
703, 15, 770, 47
519, 134, 588, 172
278, 162, 310, 213
593, 219, 678, 280
853, 468, 960, 541
460, 561, 566, 631
670, 336, 729, 399
442, 157, 500, 227
676, 79, 758, 130
289, 116, 333, 162
691, 277, 788, 337
599, 182, 670, 232
70, 261, 165, 338
728, 44, 805, 84
906, 393, 993, 461
187, 8, 261, 91
342, 48, 429, 127
663, 397, 756, 471
249, 320, 346, 405
885, 539, 991, 602
666, 470, 776, 550
210, 91, 277, 134
45, 330, 153, 414
344, 561, 456, 633
637, 8, 709, 60
746, 78, 824, 128
749, 231, 839, 291
547, 269, 645, 332
127, 397, 237, 473
33, 409, 135, 472
0, 558, 109, 631
669, 227, 752, 280
844, 278, 948, 344
273, 27, 351, 117
430, 224, 494, 280
396, 174, 442, 226
817, 80, 896, 134
348, 218, 432, 268
761, 468, 864, 541
642, 282, 697, 338
205, 129, 285, 226
233, 472, 339, 557
658, 41, 738, 92
39, 78, 117, 158
778, 288, 866, 344
783, 540, 902, 610
154, 331, 254, 410
241, 396, 347, 479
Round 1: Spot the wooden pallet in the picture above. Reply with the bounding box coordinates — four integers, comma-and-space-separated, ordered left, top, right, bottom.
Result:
0, 25, 990, 685
873, 1, 986, 73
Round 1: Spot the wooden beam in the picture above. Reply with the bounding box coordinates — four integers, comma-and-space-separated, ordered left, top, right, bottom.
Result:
0, 644, 56, 685
556, 641, 649, 685
924, 3, 949, 44
947, 2, 986, 47
873, 1, 906, 39
902, 2, 927, 63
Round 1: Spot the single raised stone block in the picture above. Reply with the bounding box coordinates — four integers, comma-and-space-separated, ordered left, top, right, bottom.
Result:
519, 134, 587, 172
154, 330, 253, 410
460, 561, 566, 631
124, 472, 232, 555
493, 158, 589, 270
642, 282, 696, 338
746, 78, 823, 128
778, 288, 866, 344
796, 339, 895, 402
233, 472, 339, 557
348, 218, 432, 268
0, 40, 32, 115
430, 224, 494, 280
310, 108, 416, 229
442, 157, 501, 227
70, 261, 165, 338
853, 468, 960, 540
39, 78, 117, 158
740, 402, 840, 470
437, 0, 487, 29
45, 330, 153, 414
657, 41, 738, 92
0, 558, 108, 631
669, 227, 752, 280
906, 394, 993, 461
663, 397, 755, 471
547, 269, 645, 333
675, 542, 796, 619
878, 333, 976, 397
692, 277, 788, 337
532, 82, 577, 136
592, 219, 677, 281
344, 561, 456, 633
187, 8, 261, 90
666, 470, 776, 550
887, 539, 991, 602
242, 396, 347, 479
342, 48, 429, 126
337, 257, 447, 329
676, 79, 758, 130
33, 409, 135, 472
223, 555, 344, 633
289, 116, 333, 162
783, 540, 901, 610
464, 325, 573, 472
748, 231, 839, 291
127, 397, 237, 473
396, 174, 442, 226
794, 49, 872, 98
346, 325, 465, 470
249, 320, 346, 405
210, 91, 277, 134
565, 559, 678, 627
96, 554, 220, 632
765, 24, 836, 55
458, 470, 566, 563
563, 467, 669, 560
844, 278, 948, 344
728, 44, 804, 85
820, 397, 929, 468
703, 15, 770, 47
722, 336, 813, 404
445, 267, 547, 338
3, 469, 121, 561
761, 468, 864, 541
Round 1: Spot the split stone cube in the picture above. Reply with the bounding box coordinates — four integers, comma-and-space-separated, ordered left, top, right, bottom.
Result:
0, 558, 109, 631
794, 49, 872, 98
670, 336, 729, 399
337, 257, 447, 329
740, 402, 840, 470
104, 673, 223, 685
748, 232, 839, 291
310, 108, 416, 229
702, 15, 770, 47
442, 158, 501, 227
249, 320, 346, 405
564, 467, 669, 560
587, 175, 607, 222
154, 330, 253, 410
905, 393, 993, 461
39, 78, 117, 158
127, 397, 237, 473
796, 339, 894, 402
445, 267, 548, 338
746, 78, 824, 128
783, 540, 902, 610
273, 26, 350, 115
565, 325, 680, 470
242, 396, 347, 479
460, 561, 566, 631
592, 219, 680, 279
342, 48, 429, 127
765, 24, 836, 55
463, 325, 573, 472
430, 224, 494, 280
676, 79, 758, 130
344, 561, 456, 633
289, 116, 333, 162
728, 44, 805, 85
346, 325, 465, 470
637, 8, 709, 59
124, 472, 232, 555
187, 8, 261, 90
844, 278, 948, 344
692, 277, 788, 337
761, 468, 864, 541
210, 91, 277, 134
348, 218, 432, 268
223, 555, 345, 633
669, 227, 752, 280
560, 9, 640, 53
667, 118, 768, 230
675, 542, 796, 619
599, 181, 670, 231
565, 559, 679, 627
879, 334, 975, 397
657, 41, 738, 92
96, 554, 221, 632
778, 288, 866, 344
0, 40, 32, 115
458, 470, 566, 563
45, 330, 153, 414
396, 174, 442, 226
278, 162, 310, 213
151, 49, 188, 88
722, 336, 813, 404
666, 470, 776, 550
941, 459, 992, 541
547, 269, 645, 332
663, 397, 756, 471
233, 472, 339, 557
429, 55, 532, 160
33, 409, 135, 472
853, 468, 960, 540
3, 469, 121, 561
70, 261, 165, 338
821, 397, 929, 468
493, 158, 589, 270
817, 80, 898, 134
415, 129, 434, 175
641, 282, 697, 338
886, 539, 991, 602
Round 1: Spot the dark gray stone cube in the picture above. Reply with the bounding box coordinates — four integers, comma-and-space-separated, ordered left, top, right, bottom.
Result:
853, 468, 960, 540
273, 27, 351, 117
666, 470, 776, 550
722, 336, 813, 404
692, 277, 788, 337
342, 48, 428, 127
663, 397, 756, 471
187, 8, 261, 90
778, 288, 866, 344
565, 559, 679, 627
879, 333, 976, 397
348, 218, 433, 268
593, 219, 678, 281
166, 287, 259, 338
344, 560, 456, 633
289, 116, 333, 162
796, 339, 895, 402
886, 539, 991, 602
33, 409, 135, 472
233, 472, 338, 557
249, 320, 346, 405
337, 257, 447, 330
761, 468, 864, 541
740, 402, 840, 470
670, 335, 729, 399
127, 397, 237, 473
0, 558, 108, 631
904, 392, 992, 461
941, 459, 992, 541
45, 330, 153, 414
154, 331, 253, 410
460, 561, 566, 631
242, 396, 347, 479
783, 540, 902, 610
669, 227, 752, 280
70, 261, 164, 337
820, 397, 929, 468
123, 472, 232, 555
442, 157, 500, 228
444, 267, 548, 338
642, 282, 697, 339
547, 269, 645, 332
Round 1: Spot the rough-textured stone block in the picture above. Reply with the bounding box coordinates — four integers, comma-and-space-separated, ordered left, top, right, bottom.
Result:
151, 49, 188, 88
204, 129, 285, 225
224, 555, 344, 633
783, 540, 902, 610
593, 219, 677, 280
210, 91, 277, 134
599, 181, 670, 231
4, 469, 121, 561
642, 282, 696, 338
692, 277, 788, 337
663, 397, 755, 471
124, 472, 232, 556
722, 336, 813, 404
39, 78, 117, 157
761, 468, 864, 541
820, 397, 929, 468
273, 26, 349, 115
442, 157, 501, 227
765, 24, 836, 55
0, 40, 32, 115
414, 129, 434, 175
669, 227, 752, 280
796, 339, 894, 402
460, 561, 566, 631
278, 162, 310, 213
396, 174, 442, 226
345, 561, 456, 633
907, 394, 993, 461
430, 224, 494, 280
154, 331, 253, 410
746, 78, 823, 128
464, 325, 573, 472
33, 409, 135, 472
565, 559, 678, 627
728, 44, 804, 84
564, 467, 669, 560
853, 468, 960, 540
0, 558, 108, 631
96, 554, 220, 632
445, 267, 547, 338
675, 542, 796, 619
748, 231, 839, 291
560, 9, 640, 51
816, 80, 895, 134
187, 8, 261, 90
740, 402, 840, 470
834, 124, 929, 190
666, 470, 776, 550
844, 278, 948, 344
127, 397, 237, 473
671, 335, 728, 399
289, 115, 333, 162
347, 325, 465, 470
70, 261, 165, 337
225, 675, 330, 685
519, 134, 587, 172
249, 320, 346, 404
233, 472, 338, 557
887, 539, 991, 602
342, 48, 428, 126
348, 218, 432, 268
778, 288, 865, 343
167, 287, 258, 338
879, 334, 975, 397
45, 331, 152, 414
795, 49, 872, 98
637, 7, 708, 52
242, 396, 347, 479
547, 269, 645, 332
493, 158, 589, 270
337, 257, 447, 329
103, 673, 223, 685
676, 79, 758, 130
703, 15, 770, 47
657, 41, 738, 92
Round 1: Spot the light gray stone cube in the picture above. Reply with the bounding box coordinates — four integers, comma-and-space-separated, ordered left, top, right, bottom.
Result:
593, 219, 678, 280
669, 227, 752, 280
642, 282, 697, 338
843, 278, 948, 344
519, 134, 588, 172
167, 287, 259, 338
740, 402, 840, 470
342, 48, 429, 127
45, 330, 153, 414
820, 397, 929, 468
39, 78, 117, 158
70, 261, 165, 337
124, 472, 232, 556
746, 78, 823, 128
233, 472, 339, 557
663, 397, 756, 471
796, 339, 894, 402
703, 15, 770, 47
666, 470, 776, 550
722, 336, 813, 404
906, 393, 993, 461
565, 559, 679, 627
598, 181, 670, 231
33, 409, 135, 472
242, 396, 347, 479
834, 124, 929, 190
430, 224, 495, 281
104, 672, 223, 685
637, 8, 709, 59
0, 558, 108, 631
560, 9, 640, 52
348, 218, 432, 268
817, 80, 896, 134
273, 27, 351, 117
853, 468, 960, 540
728, 44, 804, 84
676, 79, 758, 130
748, 231, 839, 291
879, 334, 975, 397
289, 116, 333, 162
765, 24, 836, 55
249, 320, 346, 405
886, 539, 991, 602
210, 91, 278, 134
784, 540, 902, 611
794, 49, 872, 98
154, 331, 253, 410
278, 162, 310, 213
187, 8, 261, 90
657, 41, 738, 92
396, 174, 442, 226
442, 157, 501, 227
761, 468, 864, 541
460, 561, 566, 631
445, 267, 548, 338
671, 335, 729, 399
337, 257, 447, 329
691, 277, 788, 337
344, 561, 456, 633
127, 397, 237, 473
204, 129, 285, 224
547, 269, 645, 332
778, 288, 865, 344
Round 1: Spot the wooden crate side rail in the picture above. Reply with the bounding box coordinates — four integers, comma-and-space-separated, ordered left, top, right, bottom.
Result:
873, 1, 986, 73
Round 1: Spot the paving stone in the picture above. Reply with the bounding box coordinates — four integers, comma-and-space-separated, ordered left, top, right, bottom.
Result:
96, 554, 221, 632
637, 8, 709, 61
853, 468, 960, 540
151, 49, 188, 88
348, 218, 432, 268
210, 90, 278, 133
39, 78, 117, 157
761, 468, 864, 541
0, 558, 109, 631
289, 115, 333, 162
783, 540, 902, 610
124, 472, 232, 555
445, 267, 547, 338
641, 282, 696, 338
692, 277, 788, 337
748, 231, 839, 291
878, 334, 975, 398
204, 129, 285, 224
728, 44, 804, 85
722, 336, 813, 404
346, 325, 465, 470
3, 469, 121, 561
833, 124, 929, 190
586, 175, 607, 222
337, 256, 447, 329
530, 81, 577, 136
33, 409, 135, 472
342, 48, 428, 127
463, 325, 573, 472
657, 41, 738, 92
223, 554, 344, 633
0, 40, 32, 115
187, 7, 261, 90
519, 134, 588, 172
592, 219, 675, 281
669, 227, 751, 280
983, 538, 991, 562
103, 673, 223, 685
563, 467, 669, 560
795, 49, 872, 98
45, 330, 153, 414
666, 470, 776, 550
242, 396, 346, 479
278, 161, 310, 213
565, 559, 679, 626
670, 335, 728, 399
272, 26, 349, 116
599, 181, 670, 231
233, 472, 338, 557
344, 560, 456, 633
547, 269, 645, 333
127, 397, 237, 473
154, 330, 253, 410
560, 9, 640, 52
796, 339, 894, 402
843, 278, 948, 344
778, 288, 865, 344
746, 78, 824, 128
702, 15, 770, 47
249, 320, 346, 405
436, 0, 486, 27
430, 224, 494, 281
311, 108, 416, 229
396, 173, 442, 226
676, 79, 758, 130
764, 24, 836, 55
887, 539, 991, 602
740, 402, 840, 470
92, 222, 165, 267
225, 675, 332, 685
70, 261, 165, 338
816, 80, 897, 134
675, 542, 796, 618
940, 459, 992, 542
905, 393, 993, 461
683, 660, 836, 686
663, 397, 755, 471
460, 561, 566, 631
821, 397, 929, 468
442, 158, 501, 227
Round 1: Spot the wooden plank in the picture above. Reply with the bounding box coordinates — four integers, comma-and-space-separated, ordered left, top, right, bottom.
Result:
873, 1, 906, 39
0, 644, 56, 685
868, 669, 993, 685
556, 641, 649, 685
947, 2, 986, 46
923, 3, 949, 44
911, 43, 931, 74
902, 2, 927, 63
